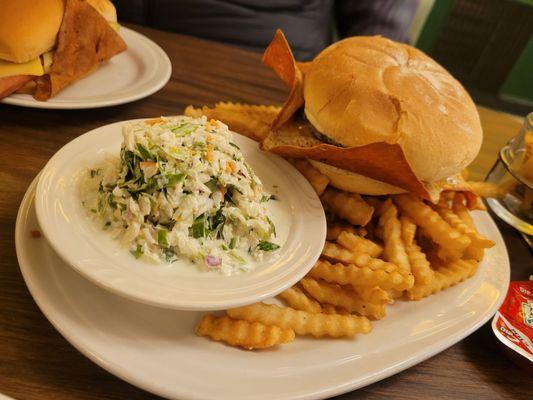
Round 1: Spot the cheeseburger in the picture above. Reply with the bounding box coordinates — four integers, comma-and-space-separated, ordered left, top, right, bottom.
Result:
261, 31, 482, 201
0, 0, 126, 100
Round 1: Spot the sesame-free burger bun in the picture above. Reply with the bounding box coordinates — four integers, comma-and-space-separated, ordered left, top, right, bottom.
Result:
303, 36, 483, 185
0, 0, 65, 63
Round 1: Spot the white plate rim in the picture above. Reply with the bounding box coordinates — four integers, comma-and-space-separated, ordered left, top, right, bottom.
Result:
0, 27, 171, 109
34, 118, 326, 311
16, 176, 511, 400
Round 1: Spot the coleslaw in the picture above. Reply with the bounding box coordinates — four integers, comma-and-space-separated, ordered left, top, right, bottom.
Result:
81, 116, 279, 275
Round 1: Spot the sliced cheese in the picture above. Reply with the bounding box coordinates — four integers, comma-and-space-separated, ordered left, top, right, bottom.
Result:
0, 57, 44, 78
110, 22, 120, 32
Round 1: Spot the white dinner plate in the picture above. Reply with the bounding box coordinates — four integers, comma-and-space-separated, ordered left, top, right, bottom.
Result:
1, 27, 171, 109
17, 177, 510, 400
35, 119, 326, 311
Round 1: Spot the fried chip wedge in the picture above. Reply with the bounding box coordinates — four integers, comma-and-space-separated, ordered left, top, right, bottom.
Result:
407, 259, 478, 300
227, 302, 372, 338
321, 188, 374, 226
379, 200, 411, 273
277, 286, 322, 313
288, 158, 330, 195
309, 259, 414, 291
262, 29, 305, 129
300, 278, 387, 319
196, 314, 295, 350
34, 0, 127, 100
394, 194, 471, 260
184, 102, 280, 142
336, 231, 383, 258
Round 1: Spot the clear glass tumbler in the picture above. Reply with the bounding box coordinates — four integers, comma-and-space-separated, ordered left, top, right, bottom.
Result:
485, 112, 533, 235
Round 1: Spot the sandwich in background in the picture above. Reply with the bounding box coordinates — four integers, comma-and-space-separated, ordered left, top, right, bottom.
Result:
0, 0, 127, 101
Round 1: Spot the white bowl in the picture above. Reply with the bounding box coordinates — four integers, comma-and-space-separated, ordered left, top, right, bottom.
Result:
35, 119, 326, 310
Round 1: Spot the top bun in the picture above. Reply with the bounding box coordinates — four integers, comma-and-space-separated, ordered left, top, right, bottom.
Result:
86, 0, 118, 23
303, 36, 483, 183
0, 0, 65, 63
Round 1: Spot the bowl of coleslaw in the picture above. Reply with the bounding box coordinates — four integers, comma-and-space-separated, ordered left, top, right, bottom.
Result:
35, 116, 326, 310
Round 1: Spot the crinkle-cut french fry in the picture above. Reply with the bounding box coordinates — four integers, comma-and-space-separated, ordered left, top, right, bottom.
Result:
394, 194, 471, 260
322, 241, 376, 266
434, 204, 495, 261
363, 196, 386, 216
452, 194, 474, 225
309, 259, 414, 291
326, 224, 366, 241
195, 314, 295, 350
407, 259, 478, 300
321, 188, 374, 226
352, 285, 392, 304
379, 200, 411, 273
336, 231, 383, 258
288, 158, 330, 196
184, 105, 204, 118
277, 285, 322, 313
400, 216, 417, 247
321, 303, 350, 315
227, 302, 372, 338
301, 278, 387, 319
405, 241, 435, 286
468, 181, 507, 199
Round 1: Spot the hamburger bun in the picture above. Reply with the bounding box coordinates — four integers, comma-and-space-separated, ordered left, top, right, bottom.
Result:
303, 36, 483, 185
0, 0, 64, 63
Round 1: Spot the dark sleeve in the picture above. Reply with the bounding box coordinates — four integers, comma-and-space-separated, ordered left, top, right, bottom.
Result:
335, 0, 420, 43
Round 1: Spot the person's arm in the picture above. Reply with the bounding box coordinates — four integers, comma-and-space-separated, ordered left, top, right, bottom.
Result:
335, 0, 419, 43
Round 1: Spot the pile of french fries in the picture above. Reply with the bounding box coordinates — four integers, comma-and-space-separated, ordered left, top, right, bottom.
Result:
186, 103, 497, 350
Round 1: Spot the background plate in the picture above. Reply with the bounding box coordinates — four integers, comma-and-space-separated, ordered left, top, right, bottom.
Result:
1, 28, 171, 109
16, 177, 510, 400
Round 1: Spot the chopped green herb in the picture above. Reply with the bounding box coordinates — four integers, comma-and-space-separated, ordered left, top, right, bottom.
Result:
190, 214, 208, 238
229, 251, 245, 264
229, 237, 237, 249
130, 245, 143, 259
256, 241, 280, 251
267, 217, 276, 237
136, 143, 153, 160
229, 142, 240, 150
163, 248, 176, 262
157, 229, 169, 247
260, 194, 271, 202
205, 177, 218, 192
166, 173, 186, 187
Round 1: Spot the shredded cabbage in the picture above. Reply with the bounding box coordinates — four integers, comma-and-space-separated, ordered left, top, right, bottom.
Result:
81, 116, 279, 275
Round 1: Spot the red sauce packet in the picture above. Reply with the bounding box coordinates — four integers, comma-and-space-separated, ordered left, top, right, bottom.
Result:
492, 281, 533, 364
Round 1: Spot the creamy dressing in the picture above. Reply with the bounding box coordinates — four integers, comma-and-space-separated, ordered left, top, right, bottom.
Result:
80, 116, 281, 275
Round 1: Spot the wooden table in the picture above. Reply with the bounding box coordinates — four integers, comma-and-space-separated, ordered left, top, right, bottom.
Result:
0, 25, 531, 400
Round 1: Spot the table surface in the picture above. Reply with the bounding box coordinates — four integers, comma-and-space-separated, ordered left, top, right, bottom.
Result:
0, 25, 531, 400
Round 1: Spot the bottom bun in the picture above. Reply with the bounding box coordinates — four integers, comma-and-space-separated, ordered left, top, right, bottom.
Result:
309, 160, 406, 195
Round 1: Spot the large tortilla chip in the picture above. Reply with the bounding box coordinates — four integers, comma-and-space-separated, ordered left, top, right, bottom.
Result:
261, 120, 430, 198
34, 0, 127, 100
262, 30, 305, 129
